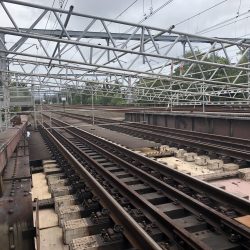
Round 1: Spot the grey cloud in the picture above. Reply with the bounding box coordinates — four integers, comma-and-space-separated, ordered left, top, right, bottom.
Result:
5, 0, 250, 39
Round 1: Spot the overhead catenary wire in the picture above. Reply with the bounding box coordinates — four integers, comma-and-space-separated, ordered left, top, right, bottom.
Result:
27, 0, 250, 87
146, 6, 250, 57
88, 0, 176, 66
47, 0, 141, 85
121, 0, 232, 64
44, 0, 56, 31
199, 15, 250, 35
88, 0, 139, 42
3, 0, 250, 104
44, 0, 69, 51
125, 0, 175, 33
81, 0, 248, 83
134, 1, 250, 69
62, 0, 140, 62
237, 0, 242, 17
51, 0, 228, 67
175, 0, 231, 27
76, 0, 175, 70
197, 8, 250, 35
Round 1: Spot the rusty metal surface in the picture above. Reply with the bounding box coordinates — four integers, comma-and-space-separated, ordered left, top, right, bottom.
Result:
125, 112, 250, 139
0, 136, 35, 250
3, 144, 30, 181
0, 115, 28, 174
35, 200, 40, 250
47, 104, 250, 114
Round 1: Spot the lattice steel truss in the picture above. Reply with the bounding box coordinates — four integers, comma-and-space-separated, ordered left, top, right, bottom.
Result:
0, 0, 250, 106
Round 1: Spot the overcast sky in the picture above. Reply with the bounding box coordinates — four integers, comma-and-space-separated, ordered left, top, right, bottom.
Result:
1, 0, 250, 37
1, 0, 250, 78
5, 0, 247, 38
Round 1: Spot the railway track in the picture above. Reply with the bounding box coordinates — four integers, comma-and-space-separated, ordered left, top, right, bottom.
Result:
40, 114, 250, 249
47, 104, 250, 114
40, 125, 157, 250
104, 123, 250, 163
51, 111, 250, 163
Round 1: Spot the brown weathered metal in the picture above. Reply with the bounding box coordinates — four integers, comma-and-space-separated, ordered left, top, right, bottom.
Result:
0, 115, 28, 175
0, 134, 35, 250
125, 112, 250, 139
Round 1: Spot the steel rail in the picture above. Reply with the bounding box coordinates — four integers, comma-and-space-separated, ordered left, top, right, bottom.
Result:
105, 124, 250, 162
42, 115, 250, 237
122, 122, 250, 150
48, 104, 250, 114
42, 114, 250, 212
40, 122, 162, 250
52, 111, 250, 162
52, 110, 250, 150
47, 124, 209, 249
44, 119, 250, 249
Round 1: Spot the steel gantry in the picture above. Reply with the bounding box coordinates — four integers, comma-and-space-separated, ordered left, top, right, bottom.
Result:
0, 0, 250, 108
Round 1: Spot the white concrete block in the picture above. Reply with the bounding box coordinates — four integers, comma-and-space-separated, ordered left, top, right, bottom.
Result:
43, 160, 57, 165
172, 163, 178, 169
159, 145, 169, 152
58, 205, 82, 227
51, 186, 71, 197
70, 235, 99, 250
44, 167, 62, 175
183, 153, 197, 162
48, 178, 66, 185
46, 173, 64, 183
48, 179, 67, 192
223, 163, 239, 172
207, 159, 223, 170
54, 195, 76, 213
180, 170, 191, 175
63, 218, 89, 244
168, 147, 178, 153
195, 156, 208, 166
43, 163, 58, 169
238, 168, 250, 181
175, 149, 187, 158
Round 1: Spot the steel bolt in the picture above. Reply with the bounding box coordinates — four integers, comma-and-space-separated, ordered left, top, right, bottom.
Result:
197, 213, 204, 221
173, 199, 179, 205
8, 209, 14, 214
